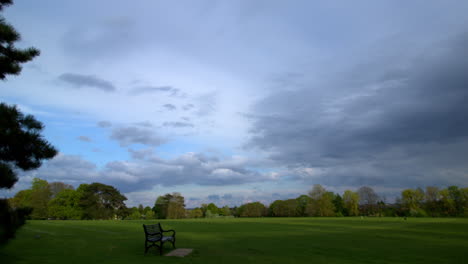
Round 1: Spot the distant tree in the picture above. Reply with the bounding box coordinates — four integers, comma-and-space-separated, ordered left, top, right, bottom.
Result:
145, 210, 156, 219
143, 206, 152, 214
424, 186, 441, 217
153, 193, 186, 219
138, 204, 144, 214
153, 196, 169, 219
401, 188, 426, 216
77, 183, 127, 220
29, 178, 52, 219
220, 206, 231, 216
296, 195, 312, 216
48, 189, 82, 219
206, 203, 220, 215
238, 202, 267, 217
127, 209, 142, 220
48, 182, 74, 198
189, 208, 203, 218
9, 189, 33, 209
332, 194, 345, 216
357, 186, 379, 216
306, 185, 335, 216
439, 186, 464, 216
343, 190, 359, 216
269, 199, 298, 217
167, 193, 186, 219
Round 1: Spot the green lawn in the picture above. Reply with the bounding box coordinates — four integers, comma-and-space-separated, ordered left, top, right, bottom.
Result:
1, 217, 468, 264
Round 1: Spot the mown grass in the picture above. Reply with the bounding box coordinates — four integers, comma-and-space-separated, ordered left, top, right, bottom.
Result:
1, 217, 468, 264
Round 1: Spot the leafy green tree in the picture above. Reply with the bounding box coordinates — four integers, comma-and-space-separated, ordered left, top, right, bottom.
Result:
296, 195, 312, 216
439, 186, 465, 216
29, 178, 52, 219
332, 194, 345, 216
220, 205, 231, 216
269, 199, 298, 217
153, 196, 169, 219
9, 189, 32, 209
167, 193, 186, 219
48, 189, 82, 219
127, 209, 141, 220
206, 203, 220, 215
401, 188, 426, 216
238, 202, 267, 217
77, 183, 127, 220
306, 185, 335, 216
145, 210, 156, 219
49, 182, 73, 198
189, 208, 203, 218
343, 190, 359, 216
153, 193, 186, 219
424, 186, 441, 216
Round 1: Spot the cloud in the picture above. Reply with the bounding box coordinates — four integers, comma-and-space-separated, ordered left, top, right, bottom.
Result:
208, 194, 220, 201
162, 104, 177, 111
110, 126, 166, 147
248, 33, 468, 189
134, 121, 152, 127
58, 73, 116, 92
15, 152, 279, 193
129, 86, 179, 96
196, 93, 216, 116
182, 104, 195, 111
163, 121, 194, 128
97, 121, 112, 128
77, 136, 92, 142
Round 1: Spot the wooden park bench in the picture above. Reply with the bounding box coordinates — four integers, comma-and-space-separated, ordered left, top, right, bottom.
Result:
143, 223, 176, 255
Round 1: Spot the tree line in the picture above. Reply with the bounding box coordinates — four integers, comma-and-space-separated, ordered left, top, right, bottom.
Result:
9, 179, 468, 220
185, 184, 468, 218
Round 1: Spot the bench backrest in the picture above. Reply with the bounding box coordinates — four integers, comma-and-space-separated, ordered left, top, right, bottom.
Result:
143, 224, 162, 240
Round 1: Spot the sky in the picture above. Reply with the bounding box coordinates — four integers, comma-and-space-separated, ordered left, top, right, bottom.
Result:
1, 0, 468, 208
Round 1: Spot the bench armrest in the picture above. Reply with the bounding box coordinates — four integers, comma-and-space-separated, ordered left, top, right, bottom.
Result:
162, 229, 176, 237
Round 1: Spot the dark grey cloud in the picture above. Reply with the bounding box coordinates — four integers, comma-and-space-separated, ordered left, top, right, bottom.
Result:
248, 33, 468, 188
129, 86, 179, 96
208, 194, 220, 201
18, 154, 98, 186
182, 104, 195, 111
58, 73, 115, 92
110, 126, 166, 147
77, 136, 92, 142
18, 153, 277, 193
162, 104, 177, 111
97, 121, 112, 128
163, 121, 194, 128
134, 121, 152, 127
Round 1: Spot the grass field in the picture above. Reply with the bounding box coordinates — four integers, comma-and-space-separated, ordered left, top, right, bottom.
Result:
1, 217, 468, 264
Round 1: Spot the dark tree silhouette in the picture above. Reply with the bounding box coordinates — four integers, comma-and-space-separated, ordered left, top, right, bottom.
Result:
1, 0, 54, 244
0, 103, 58, 188
1, 0, 40, 80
